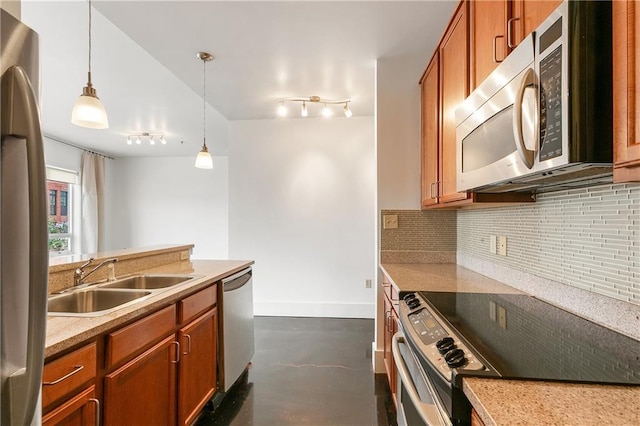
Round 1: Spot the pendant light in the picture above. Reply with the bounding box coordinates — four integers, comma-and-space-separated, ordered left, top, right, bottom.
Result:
71, 0, 109, 129
194, 52, 214, 169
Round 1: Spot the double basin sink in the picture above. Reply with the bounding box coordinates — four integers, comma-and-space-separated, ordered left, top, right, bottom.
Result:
48, 275, 198, 317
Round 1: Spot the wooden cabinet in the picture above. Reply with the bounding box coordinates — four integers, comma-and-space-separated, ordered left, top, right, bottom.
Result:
381, 274, 398, 405
439, 2, 470, 205
421, 52, 439, 208
613, 0, 640, 182
42, 386, 98, 426
469, 0, 509, 89
42, 343, 98, 425
511, 0, 562, 47
104, 335, 178, 426
178, 308, 218, 426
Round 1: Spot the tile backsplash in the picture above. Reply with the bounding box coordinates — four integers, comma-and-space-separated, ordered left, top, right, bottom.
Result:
380, 210, 456, 251
458, 183, 640, 306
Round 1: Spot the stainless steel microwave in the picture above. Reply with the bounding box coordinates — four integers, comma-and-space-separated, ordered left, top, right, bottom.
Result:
455, 0, 612, 193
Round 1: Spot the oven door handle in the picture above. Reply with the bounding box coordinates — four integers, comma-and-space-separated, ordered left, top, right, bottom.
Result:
392, 333, 451, 426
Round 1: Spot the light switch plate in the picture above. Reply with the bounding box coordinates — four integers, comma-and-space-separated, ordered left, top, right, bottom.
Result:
490, 235, 497, 254
498, 306, 507, 329
383, 214, 398, 229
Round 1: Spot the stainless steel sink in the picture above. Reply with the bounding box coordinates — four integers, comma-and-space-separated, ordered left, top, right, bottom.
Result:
48, 289, 151, 316
98, 275, 195, 290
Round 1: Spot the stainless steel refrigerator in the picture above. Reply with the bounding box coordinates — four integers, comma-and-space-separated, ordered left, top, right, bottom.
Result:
1, 8, 49, 426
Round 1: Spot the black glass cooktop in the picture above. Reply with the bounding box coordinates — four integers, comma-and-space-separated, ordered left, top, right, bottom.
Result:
419, 291, 640, 385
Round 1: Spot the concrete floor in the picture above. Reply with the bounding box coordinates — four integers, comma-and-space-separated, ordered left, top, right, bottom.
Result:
196, 316, 397, 426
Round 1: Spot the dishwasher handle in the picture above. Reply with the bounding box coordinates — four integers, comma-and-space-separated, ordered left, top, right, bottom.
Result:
223, 267, 252, 292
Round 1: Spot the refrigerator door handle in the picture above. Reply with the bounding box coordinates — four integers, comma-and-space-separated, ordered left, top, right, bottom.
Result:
1, 65, 49, 426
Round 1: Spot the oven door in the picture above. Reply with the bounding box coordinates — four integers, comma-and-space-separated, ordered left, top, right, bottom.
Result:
392, 332, 452, 426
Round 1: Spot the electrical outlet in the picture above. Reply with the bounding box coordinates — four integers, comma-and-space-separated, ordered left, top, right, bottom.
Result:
365, 279, 372, 288
498, 306, 507, 329
498, 236, 507, 256
383, 214, 398, 229
489, 235, 497, 254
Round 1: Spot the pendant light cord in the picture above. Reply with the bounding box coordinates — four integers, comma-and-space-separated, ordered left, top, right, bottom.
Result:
203, 57, 207, 148
87, 0, 93, 85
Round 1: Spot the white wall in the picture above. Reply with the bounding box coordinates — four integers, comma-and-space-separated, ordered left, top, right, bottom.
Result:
376, 55, 425, 210
103, 156, 229, 259
228, 117, 376, 318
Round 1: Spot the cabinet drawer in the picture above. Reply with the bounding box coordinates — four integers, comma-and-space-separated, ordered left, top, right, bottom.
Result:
382, 276, 398, 302
106, 304, 176, 368
42, 385, 98, 426
42, 343, 97, 410
179, 284, 216, 324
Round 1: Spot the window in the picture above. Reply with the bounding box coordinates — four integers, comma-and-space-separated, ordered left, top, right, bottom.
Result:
49, 190, 57, 215
60, 191, 68, 216
46, 166, 79, 257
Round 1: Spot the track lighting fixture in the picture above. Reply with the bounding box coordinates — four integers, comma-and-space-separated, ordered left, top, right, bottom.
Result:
126, 133, 166, 146
194, 51, 214, 169
277, 96, 352, 118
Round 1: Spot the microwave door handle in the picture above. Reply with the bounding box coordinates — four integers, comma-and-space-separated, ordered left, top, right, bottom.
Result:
512, 67, 536, 169
392, 333, 451, 426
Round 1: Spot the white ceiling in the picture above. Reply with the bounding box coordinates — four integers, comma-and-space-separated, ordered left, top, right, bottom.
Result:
20, 0, 456, 158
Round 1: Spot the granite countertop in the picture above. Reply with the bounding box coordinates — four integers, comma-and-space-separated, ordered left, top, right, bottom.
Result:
45, 259, 253, 358
381, 262, 640, 426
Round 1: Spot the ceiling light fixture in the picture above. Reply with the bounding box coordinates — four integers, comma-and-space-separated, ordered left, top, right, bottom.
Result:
194, 51, 214, 169
71, 0, 109, 129
277, 96, 352, 118
125, 132, 166, 146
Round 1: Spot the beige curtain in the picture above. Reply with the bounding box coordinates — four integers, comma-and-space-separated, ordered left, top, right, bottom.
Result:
80, 152, 105, 254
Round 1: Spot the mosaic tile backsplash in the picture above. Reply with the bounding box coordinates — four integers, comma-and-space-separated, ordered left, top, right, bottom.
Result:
380, 210, 457, 251
458, 183, 640, 306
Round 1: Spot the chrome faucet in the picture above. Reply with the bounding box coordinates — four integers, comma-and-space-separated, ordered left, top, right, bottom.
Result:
74, 257, 118, 286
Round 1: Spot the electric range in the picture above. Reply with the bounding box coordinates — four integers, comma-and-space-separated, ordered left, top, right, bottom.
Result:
396, 291, 640, 425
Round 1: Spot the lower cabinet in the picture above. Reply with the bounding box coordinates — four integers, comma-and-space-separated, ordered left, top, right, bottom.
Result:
43, 282, 220, 426
42, 386, 98, 426
104, 335, 178, 426
178, 308, 218, 426
381, 274, 399, 405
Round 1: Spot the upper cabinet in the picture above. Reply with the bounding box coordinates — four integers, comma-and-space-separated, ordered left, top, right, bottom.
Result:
613, 0, 640, 182
420, 0, 534, 209
469, 0, 561, 90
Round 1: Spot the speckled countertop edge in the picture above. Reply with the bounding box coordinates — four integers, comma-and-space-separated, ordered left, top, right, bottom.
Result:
45, 259, 253, 358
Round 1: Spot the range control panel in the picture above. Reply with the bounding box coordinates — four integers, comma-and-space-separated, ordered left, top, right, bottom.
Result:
401, 293, 486, 382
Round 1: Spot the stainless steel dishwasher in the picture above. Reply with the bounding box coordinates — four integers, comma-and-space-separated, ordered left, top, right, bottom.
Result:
221, 267, 254, 392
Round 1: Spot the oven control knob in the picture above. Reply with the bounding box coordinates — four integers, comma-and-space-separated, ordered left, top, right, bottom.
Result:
407, 299, 421, 309
436, 337, 456, 354
444, 348, 467, 368
403, 293, 417, 302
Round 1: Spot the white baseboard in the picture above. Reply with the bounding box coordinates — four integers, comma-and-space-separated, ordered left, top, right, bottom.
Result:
254, 301, 375, 319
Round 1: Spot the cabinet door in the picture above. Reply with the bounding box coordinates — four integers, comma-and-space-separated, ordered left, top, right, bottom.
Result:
382, 292, 397, 405
42, 386, 98, 426
104, 335, 177, 426
613, 0, 640, 182
439, 2, 470, 204
511, 0, 562, 47
470, 0, 508, 89
421, 52, 440, 208
178, 308, 218, 426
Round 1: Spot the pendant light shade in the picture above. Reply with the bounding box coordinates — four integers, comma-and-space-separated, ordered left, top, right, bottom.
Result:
71, 0, 108, 129
195, 52, 214, 169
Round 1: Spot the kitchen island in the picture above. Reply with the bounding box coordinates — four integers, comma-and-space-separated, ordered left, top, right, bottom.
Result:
44, 245, 253, 425
381, 263, 640, 426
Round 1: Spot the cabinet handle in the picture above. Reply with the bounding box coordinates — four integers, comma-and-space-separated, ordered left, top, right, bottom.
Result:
88, 398, 100, 426
430, 182, 438, 199
182, 334, 192, 356
42, 365, 84, 386
507, 17, 520, 48
171, 341, 180, 364
493, 35, 505, 63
